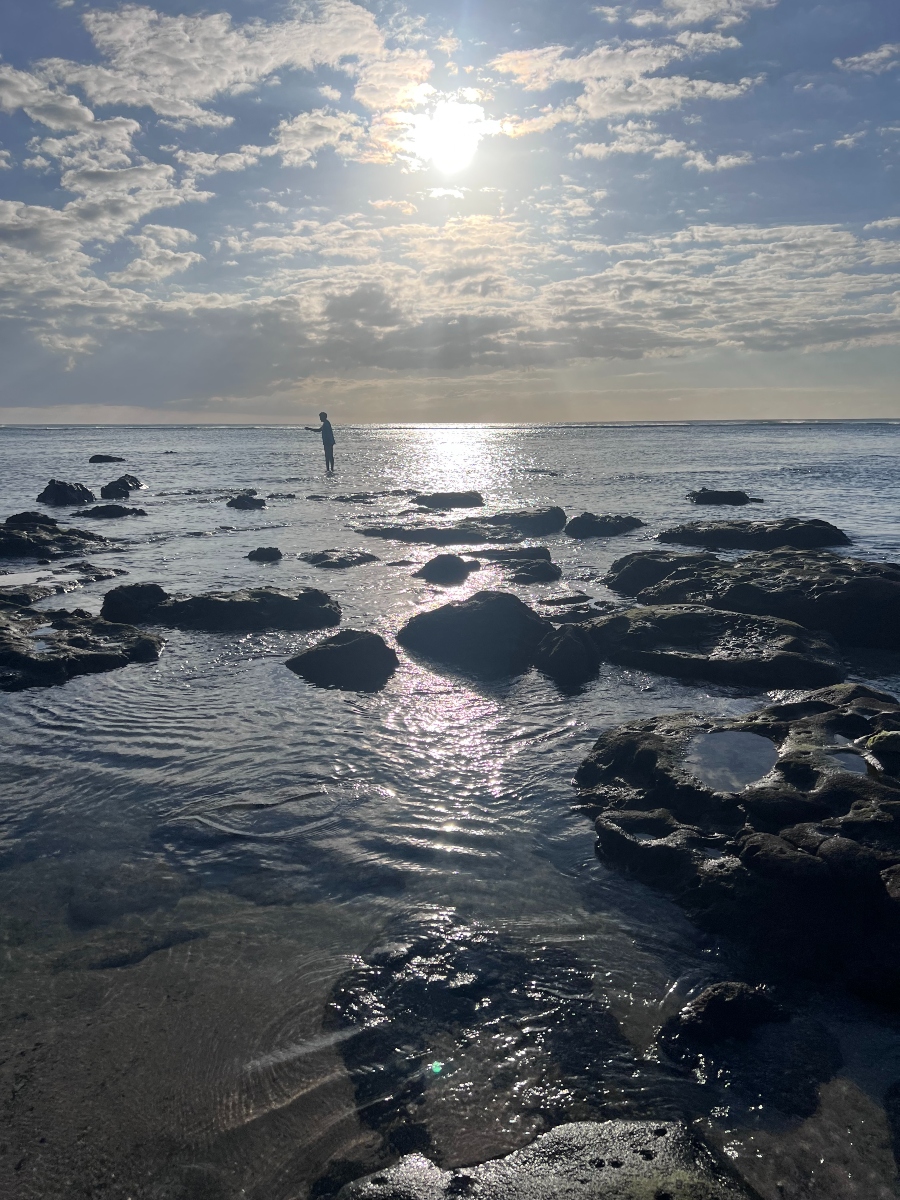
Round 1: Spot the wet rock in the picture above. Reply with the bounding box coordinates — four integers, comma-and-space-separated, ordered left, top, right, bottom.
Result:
573, 684, 900, 1001
100, 474, 142, 500
37, 479, 96, 506
585, 604, 843, 688
248, 546, 283, 561
0, 583, 61, 606
539, 592, 592, 606
53, 926, 206, 971
0, 604, 163, 691
227, 493, 266, 510
533, 624, 601, 688
89, 453, 126, 463
507, 557, 562, 583
286, 629, 399, 692
267, 492, 296, 499
658, 517, 850, 550
65, 560, 127, 584
335, 1120, 756, 1199
397, 590, 550, 677
359, 520, 522, 546
413, 491, 484, 509
102, 582, 340, 631
658, 983, 786, 1050
688, 488, 764, 506
565, 512, 645, 539
300, 549, 380, 569
606, 548, 900, 649
6, 510, 58, 528
471, 546, 552, 562
73, 504, 147, 518
413, 554, 480, 585
482, 506, 568, 536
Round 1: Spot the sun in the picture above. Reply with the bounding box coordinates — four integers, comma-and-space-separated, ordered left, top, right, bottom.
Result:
406, 100, 497, 175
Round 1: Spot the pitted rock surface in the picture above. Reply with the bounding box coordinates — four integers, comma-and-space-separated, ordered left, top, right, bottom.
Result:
658, 518, 850, 550
0, 604, 163, 691
574, 683, 900, 1001
334, 1120, 757, 1199
606, 548, 900, 649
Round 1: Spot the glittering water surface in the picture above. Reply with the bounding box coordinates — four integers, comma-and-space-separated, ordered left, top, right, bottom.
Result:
3, 422, 900, 1200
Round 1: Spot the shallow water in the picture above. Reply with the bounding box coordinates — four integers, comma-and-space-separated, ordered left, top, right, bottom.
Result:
2, 421, 900, 1199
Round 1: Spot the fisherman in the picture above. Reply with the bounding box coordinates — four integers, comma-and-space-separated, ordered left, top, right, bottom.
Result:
306, 411, 335, 471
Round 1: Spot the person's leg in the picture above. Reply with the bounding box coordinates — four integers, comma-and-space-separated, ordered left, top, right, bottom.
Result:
325, 445, 335, 471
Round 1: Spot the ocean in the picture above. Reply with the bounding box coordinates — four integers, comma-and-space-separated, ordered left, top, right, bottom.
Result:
2, 421, 900, 1199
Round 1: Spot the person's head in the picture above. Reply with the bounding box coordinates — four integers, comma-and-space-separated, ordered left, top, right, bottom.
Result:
319, 411, 328, 421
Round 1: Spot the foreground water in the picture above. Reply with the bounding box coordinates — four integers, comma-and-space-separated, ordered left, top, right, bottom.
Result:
2, 422, 900, 1199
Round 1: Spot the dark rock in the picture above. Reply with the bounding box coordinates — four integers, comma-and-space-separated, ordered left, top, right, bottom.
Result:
89, 454, 126, 463
248, 546, 283, 562
285, 629, 398, 692
100, 479, 131, 499
335, 1120, 756, 1199
267, 492, 296, 499
100, 582, 169, 624
101, 583, 340, 632
565, 512, 645, 539
659, 517, 850, 550
573, 685, 900, 1002
585, 604, 843, 688
533, 624, 602, 688
6, 511, 58, 528
606, 548, 900, 649
300, 549, 380, 569
413, 491, 484, 509
539, 592, 592, 606
397, 590, 550, 677
0, 584, 61, 607
482, 506, 568, 536
471, 546, 552, 562
0, 604, 163, 691
359, 520, 522, 546
73, 504, 147, 518
507, 557, 562, 583
413, 554, 480, 584
37, 479, 96, 506
688, 488, 764, 506
227, 493, 266, 510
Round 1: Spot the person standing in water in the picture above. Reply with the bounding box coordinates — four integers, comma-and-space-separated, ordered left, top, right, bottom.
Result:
306, 411, 335, 471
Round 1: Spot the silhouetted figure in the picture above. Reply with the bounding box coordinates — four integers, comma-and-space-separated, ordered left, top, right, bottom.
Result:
306, 411, 335, 471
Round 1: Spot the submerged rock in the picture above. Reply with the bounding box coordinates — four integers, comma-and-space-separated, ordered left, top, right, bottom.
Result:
658, 982, 786, 1050
227, 493, 266, 510
413, 490, 484, 509
565, 512, 645, 539
66, 857, 196, 928
359, 520, 522, 546
286, 629, 398, 691
413, 554, 480, 584
248, 546, 283, 562
89, 454, 126, 463
54, 926, 206, 971
482, 506, 567, 536
606, 548, 900, 649
101, 583, 340, 631
73, 504, 147, 518
336, 1120, 755, 1199
397, 590, 550, 677
37, 479, 96, 506
471, 545, 552, 562
300, 549, 380, 569
0, 604, 163, 691
573, 683, 900, 1002
507, 557, 562, 583
688, 488, 764, 506
659, 517, 850, 550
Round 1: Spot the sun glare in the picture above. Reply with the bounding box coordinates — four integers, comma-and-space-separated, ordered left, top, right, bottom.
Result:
407, 100, 496, 175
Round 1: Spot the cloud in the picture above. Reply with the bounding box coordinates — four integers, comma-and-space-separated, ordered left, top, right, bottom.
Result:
834, 43, 900, 75
39, 1, 430, 127
0, 63, 95, 129
0, 151, 10, 169
576, 119, 752, 168
628, 0, 778, 29
108, 224, 204, 283
272, 108, 366, 167
865, 217, 900, 231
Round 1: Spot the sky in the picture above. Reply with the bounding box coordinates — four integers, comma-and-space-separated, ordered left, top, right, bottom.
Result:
0, 0, 898, 423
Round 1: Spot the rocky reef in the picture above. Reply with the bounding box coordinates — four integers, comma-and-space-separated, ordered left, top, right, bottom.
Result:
101, 582, 340, 631
0, 512, 109, 559
658, 518, 850, 550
